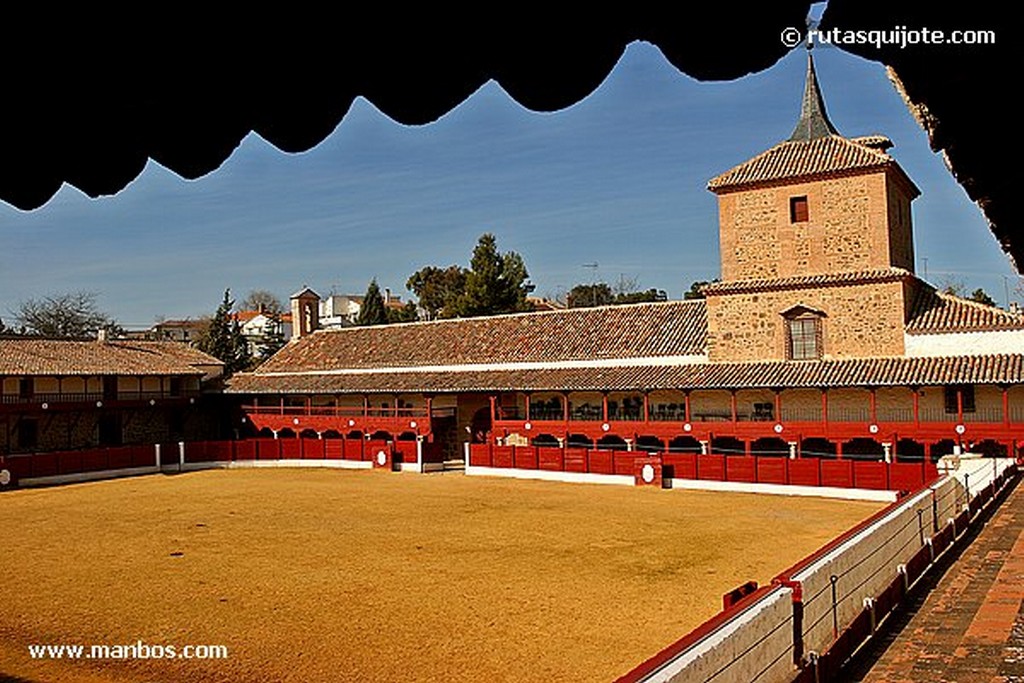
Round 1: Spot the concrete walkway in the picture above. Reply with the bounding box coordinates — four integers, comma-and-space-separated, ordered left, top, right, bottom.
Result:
847, 477, 1024, 682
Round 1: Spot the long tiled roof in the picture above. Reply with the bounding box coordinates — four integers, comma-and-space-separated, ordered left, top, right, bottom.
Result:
707, 135, 903, 193
253, 301, 708, 373
0, 339, 223, 376
228, 354, 1024, 394
906, 288, 1024, 334
702, 268, 912, 295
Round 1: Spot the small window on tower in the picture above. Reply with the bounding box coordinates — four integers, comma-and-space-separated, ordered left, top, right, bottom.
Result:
790, 196, 809, 223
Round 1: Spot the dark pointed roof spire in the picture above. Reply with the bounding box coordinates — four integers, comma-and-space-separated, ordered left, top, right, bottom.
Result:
788, 49, 839, 142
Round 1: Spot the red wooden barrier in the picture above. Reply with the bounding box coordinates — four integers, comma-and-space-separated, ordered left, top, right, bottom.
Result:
563, 447, 588, 473
756, 457, 787, 485
257, 438, 281, 461
537, 447, 563, 471
788, 459, 820, 487
207, 441, 234, 462
697, 454, 725, 481
59, 451, 84, 474
821, 460, 854, 488
131, 444, 155, 468
302, 438, 326, 459
492, 445, 514, 468
853, 461, 888, 490
107, 446, 133, 470
588, 449, 614, 475
663, 453, 696, 479
889, 462, 925, 492
725, 456, 756, 483
343, 439, 363, 461
234, 440, 256, 461
469, 443, 491, 467
324, 439, 344, 459
613, 452, 636, 476
366, 439, 390, 462
32, 452, 59, 478
394, 441, 417, 466
515, 446, 539, 470
279, 439, 301, 459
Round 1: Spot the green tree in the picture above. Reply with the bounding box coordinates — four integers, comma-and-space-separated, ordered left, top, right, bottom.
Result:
453, 234, 533, 317
615, 288, 668, 304
197, 289, 251, 375
356, 279, 388, 326
387, 301, 420, 324
970, 288, 996, 306
567, 283, 614, 308
684, 280, 716, 300
406, 265, 466, 319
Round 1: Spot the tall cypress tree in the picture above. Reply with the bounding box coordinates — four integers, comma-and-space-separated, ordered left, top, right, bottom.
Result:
357, 279, 388, 326
197, 289, 251, 375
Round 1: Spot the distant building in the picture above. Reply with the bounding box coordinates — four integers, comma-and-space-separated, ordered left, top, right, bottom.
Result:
233, 310, 293, 359
0, 337, 223, 453
319, 288, 409, 328
148, 319, 207, 344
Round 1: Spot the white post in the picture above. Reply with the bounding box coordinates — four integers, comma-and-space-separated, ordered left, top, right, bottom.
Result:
882, 442, 892, 463
699, 440, 709, 455
178, 441, 185, 470
788, 441, 798, 459
416, 437, 424, 473
463, 441, 470, 468
155, 443, 161, 469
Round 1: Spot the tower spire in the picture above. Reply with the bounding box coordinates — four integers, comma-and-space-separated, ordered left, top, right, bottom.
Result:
788, 49, 839, 142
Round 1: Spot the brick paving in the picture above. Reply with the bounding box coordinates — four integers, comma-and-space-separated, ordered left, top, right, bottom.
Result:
847, 478, 1024, 682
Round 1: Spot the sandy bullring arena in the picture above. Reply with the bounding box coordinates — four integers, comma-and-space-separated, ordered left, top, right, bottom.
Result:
0, 469, 881, 682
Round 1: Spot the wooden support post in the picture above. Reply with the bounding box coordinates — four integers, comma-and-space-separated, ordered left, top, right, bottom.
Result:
912, 387, 920, 427
730, 391, 737, 423
821, 389, 828, 426
869, 388, 877, 424
957, 388, 964, 424
489, 395, 496, 424
524, 393, 530, 421
362, 395, 369, 418
562, 392, 570, 424
684, 392, 691, 423
774, 390, 782, 422
643, 392, 650, 424
1002, 386, 1010, 426
602, 393, 609, 423
426, 396, 433, 417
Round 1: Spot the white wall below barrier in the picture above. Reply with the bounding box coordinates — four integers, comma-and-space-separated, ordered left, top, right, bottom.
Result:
622, 458, 1018, 683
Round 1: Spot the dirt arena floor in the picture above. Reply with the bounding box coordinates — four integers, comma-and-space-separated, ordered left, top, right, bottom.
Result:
0, 469, 883, 682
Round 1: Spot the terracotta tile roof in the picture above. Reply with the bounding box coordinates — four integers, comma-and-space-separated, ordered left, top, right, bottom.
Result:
0, 339, 223, 376
702, 268, 912, 295
228, 354, 1024, 394
253, 301, 708, 373
906, 288, 1024, 334
707, 135, 906, 193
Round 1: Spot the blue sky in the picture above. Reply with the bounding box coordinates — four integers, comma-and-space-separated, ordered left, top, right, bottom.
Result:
0, 38, 1016, 328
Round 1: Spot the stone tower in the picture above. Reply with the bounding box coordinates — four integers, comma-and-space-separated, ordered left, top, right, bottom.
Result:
703, 51, 921, 363
290, 287, 321, 339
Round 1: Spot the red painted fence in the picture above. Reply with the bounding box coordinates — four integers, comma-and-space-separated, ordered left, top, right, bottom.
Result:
468, 444, 939, 492
1, 436, 421, 486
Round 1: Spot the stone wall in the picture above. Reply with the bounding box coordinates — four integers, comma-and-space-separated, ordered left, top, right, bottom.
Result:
706, 279, 907, 362
716, 170, 913, 281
